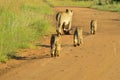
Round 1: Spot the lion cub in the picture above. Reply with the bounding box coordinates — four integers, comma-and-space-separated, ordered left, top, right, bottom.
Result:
90, 20, 97, 35
50, 34, 61, 57
73, 27, 83, 47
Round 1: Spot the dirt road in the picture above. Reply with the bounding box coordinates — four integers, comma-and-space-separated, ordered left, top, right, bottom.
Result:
0, 7, 120, 80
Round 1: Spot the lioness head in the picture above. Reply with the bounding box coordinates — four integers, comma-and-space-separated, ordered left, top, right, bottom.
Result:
66, 9, 73, 16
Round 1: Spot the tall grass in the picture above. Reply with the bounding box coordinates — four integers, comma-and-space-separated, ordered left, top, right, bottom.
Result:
0, 0, 54, 62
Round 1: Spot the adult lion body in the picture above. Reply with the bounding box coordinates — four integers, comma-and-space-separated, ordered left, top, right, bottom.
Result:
56, 9, 73, 36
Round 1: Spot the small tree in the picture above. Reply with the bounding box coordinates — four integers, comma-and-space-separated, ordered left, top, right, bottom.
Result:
98, 0, 102, 5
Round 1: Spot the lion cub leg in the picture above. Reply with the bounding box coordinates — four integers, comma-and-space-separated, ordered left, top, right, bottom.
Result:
54, 43, 61, 57
73, 32, 78, 47
51, 45, 56, 57
77, 29, 83, 46
50, 34, 55, 57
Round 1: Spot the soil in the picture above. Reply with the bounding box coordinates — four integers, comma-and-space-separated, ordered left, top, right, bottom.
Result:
0, 7, 120, 80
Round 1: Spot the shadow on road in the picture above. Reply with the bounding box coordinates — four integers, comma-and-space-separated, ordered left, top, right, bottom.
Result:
11, 54, 51, 61
111, 19, 120, 21
36, 44, 50, 48
83, 31, 90, 36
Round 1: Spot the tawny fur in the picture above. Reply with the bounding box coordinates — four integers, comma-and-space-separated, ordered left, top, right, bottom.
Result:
56, 9, 73, 36
50, 34, 61, 57
90, 20, 97, 35
73, 27, 83, 47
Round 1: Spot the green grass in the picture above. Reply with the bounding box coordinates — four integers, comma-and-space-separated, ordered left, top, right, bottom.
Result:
46, 0, 94, 7
46, 0, 120, 12
0, 0, 54, 62
91, 3, 120, 12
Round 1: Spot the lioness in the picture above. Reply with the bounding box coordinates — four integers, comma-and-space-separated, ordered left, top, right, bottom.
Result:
56, 9, 73, 36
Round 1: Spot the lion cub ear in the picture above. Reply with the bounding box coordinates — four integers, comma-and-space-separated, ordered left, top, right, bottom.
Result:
66, 9, 69, 13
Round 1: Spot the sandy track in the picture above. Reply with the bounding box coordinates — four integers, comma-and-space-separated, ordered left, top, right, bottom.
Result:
0, 7, 120, 80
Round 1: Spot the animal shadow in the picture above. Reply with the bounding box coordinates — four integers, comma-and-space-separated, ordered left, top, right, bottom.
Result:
11, 54, 51, 60
111, 19, 120, 21
35, 43, 50, 48
83, 31, 90, 36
